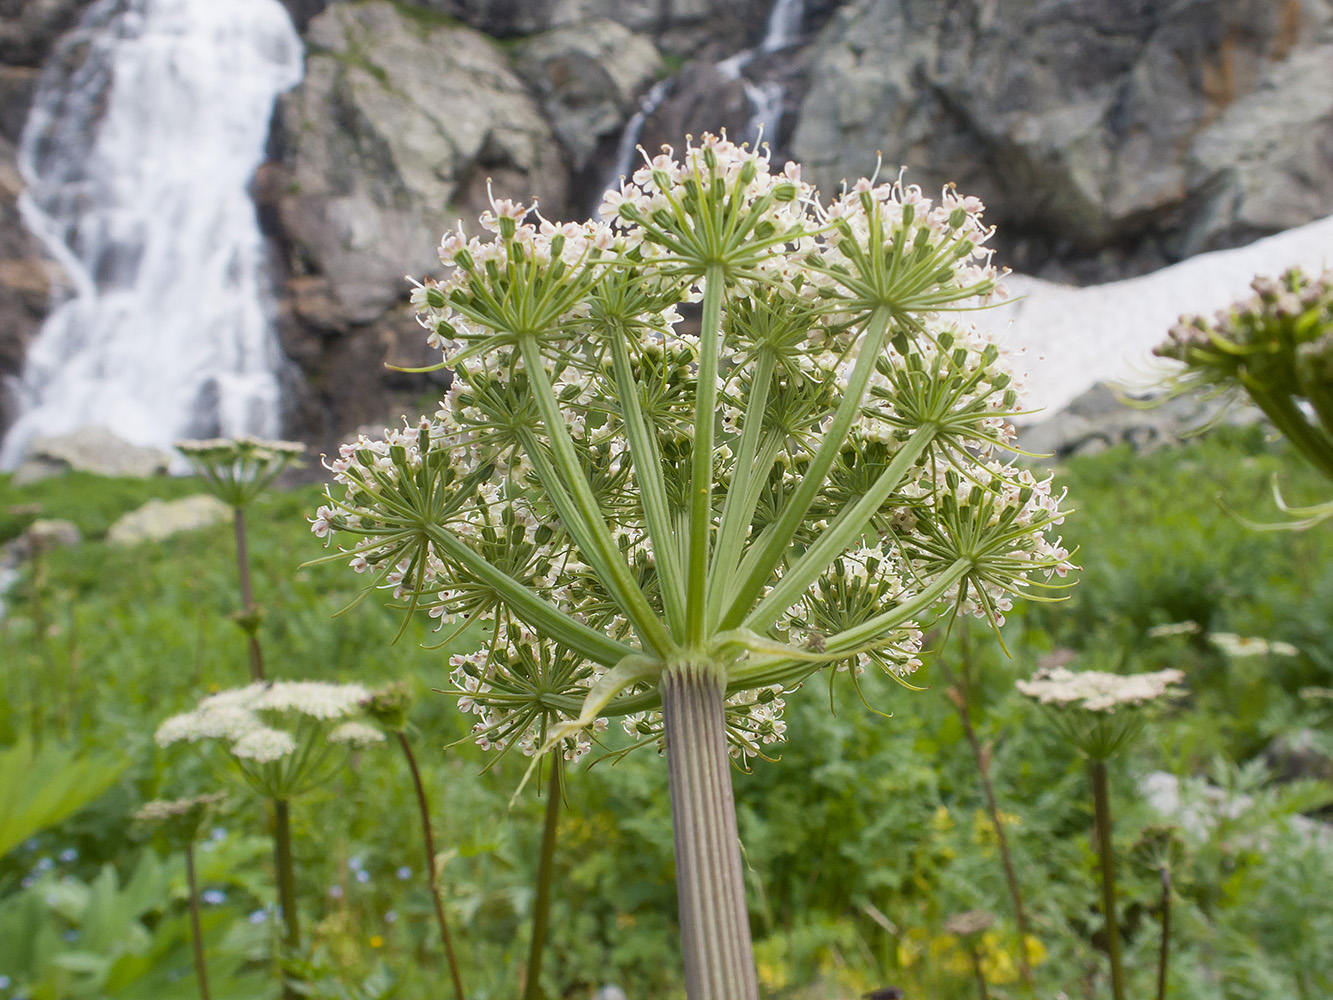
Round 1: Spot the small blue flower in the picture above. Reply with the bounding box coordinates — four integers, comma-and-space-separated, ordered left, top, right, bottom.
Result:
201, 889, 226, 905
58, 848, 78, 863
249, 908, 269, 925
328, 885, 344, 899
396, 865, 412, 880
355, 869, 370, 884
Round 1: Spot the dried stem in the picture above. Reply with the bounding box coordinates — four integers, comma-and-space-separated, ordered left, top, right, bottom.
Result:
1089, 760, 1126, 1000
396, 730, 466, 1000
184, 840, 213, 1000
523, 758, 563, 1000
661, 665, 758, 1000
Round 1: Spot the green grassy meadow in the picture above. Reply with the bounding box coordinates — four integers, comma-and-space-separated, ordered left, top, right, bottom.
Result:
2, 423, 1332, 999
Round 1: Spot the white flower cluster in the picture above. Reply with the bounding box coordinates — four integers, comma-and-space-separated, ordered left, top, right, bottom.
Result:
314, 133, 1073, 763
1016, 666, 1185, 714
156, 681, 376, 767
176, 435, 305, 506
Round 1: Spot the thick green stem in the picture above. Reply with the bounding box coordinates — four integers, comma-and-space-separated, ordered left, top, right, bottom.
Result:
233, 506, 265, 682
1089, 760, 1126, 1000
687, 265, 727, 645
523, 759, 563, 1000
661, 665, 758, 1000
184, 841, 213, 1000
272, 798, 300, 1000
397, 732, 466, 1000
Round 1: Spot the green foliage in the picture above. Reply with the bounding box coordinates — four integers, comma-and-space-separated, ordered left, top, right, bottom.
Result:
0, 741, 124, 858
1, 426, 1331, 998
0, 471, 202, 543
0, 847, 270, 999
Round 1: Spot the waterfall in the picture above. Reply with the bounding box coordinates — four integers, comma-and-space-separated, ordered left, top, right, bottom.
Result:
760, 0, 804, 53
0, 0, 304, 468
598, 0, 806, 200
606, 79, 671, 188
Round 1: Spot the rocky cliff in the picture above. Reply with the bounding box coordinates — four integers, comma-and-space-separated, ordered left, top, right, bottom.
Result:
2, 0, 1331, 452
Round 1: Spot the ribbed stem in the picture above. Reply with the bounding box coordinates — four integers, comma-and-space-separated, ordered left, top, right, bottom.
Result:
523, 759, 562, 1000
1089, 761, 1125, 1000
233, 506, 265, 681
661, 666, 758, 1000
272, 798, 300, 1000
184, 841, 213, 1000
397, 732, 466, 1000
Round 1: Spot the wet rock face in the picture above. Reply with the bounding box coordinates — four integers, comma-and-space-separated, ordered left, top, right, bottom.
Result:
0, 0, 91, 428
265, 0, 569, 441
440, 0, 773, 55
791, 0, 1333, 282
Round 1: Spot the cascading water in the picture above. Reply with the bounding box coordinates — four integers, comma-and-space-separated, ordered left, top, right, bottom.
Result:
0, 0, 303, 468
600, 0, 805, 197
760, 0, 804, 53
606, 79, 672, 187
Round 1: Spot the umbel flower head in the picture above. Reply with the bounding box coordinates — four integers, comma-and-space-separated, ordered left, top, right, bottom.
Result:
1155, 266, 1333, 482
156, 681, 383, 798
1017, 665, 1185, 760
312, 134, 1074, 766
133, 790, 227, 847
176, 436, 306, 508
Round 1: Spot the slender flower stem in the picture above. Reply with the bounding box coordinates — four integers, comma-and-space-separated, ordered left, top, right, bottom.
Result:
183, 840, 213, 1000
968, 942, 990, 1000
1156, 864, 1171, 1000
233, 506, 265, 681
396, 731, 466, 1000
1089, 760, 1126, 1000
661, 665, 758, 1000
272, 798, 300, 1000
523, 758, 563, 1000
686, 265, 726, 646
937, 656, 1034, 988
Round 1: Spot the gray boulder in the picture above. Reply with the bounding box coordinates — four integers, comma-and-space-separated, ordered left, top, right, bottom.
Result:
274, 1, 569, 324
13, 427, 172, 482
268, 0, 568, 437
106, 495, 231, 545
1015, 383, 1262, 461
514, 19, 661, 171
792, 0, 1333, 281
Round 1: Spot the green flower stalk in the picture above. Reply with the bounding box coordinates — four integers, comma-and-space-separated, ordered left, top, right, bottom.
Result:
155, 681, 383, 998
134, 792, 228, 1000
176, 437, 305, 681
1017, 665, 1185, 1000
364, 683, 467, 1000
313, 134, 1073, 999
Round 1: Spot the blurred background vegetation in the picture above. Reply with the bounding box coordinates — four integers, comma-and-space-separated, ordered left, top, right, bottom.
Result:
2, 423, 1333, 999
